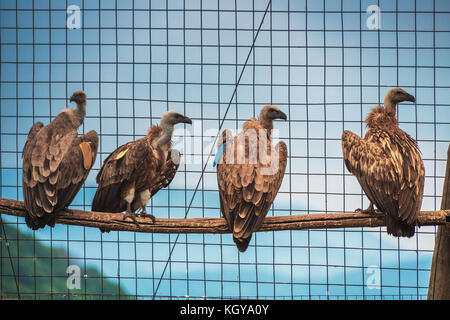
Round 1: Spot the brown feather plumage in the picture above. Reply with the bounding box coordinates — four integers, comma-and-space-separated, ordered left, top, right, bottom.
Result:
341, 89, 424, 237
92, 121, 183, 232
217, 106, 288, 252
92, 127, 161, 213
22, 92, 98, 230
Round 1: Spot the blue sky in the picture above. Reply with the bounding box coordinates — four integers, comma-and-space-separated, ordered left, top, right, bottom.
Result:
1, 0, 450, 299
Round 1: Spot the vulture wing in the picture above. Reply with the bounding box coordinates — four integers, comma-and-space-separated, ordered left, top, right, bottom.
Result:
217, 129, 288, 252
92, 138, 151, 212
54, 130, 98, 211
22, 122, 44, 226
150, 149, 181, 197
22, 122, 44, 159
22, 119, 98, 230
341, 129, 424, 236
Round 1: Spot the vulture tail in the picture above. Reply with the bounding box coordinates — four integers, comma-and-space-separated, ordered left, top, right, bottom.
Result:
91, 191, 111, 233
92, 183, 125, 233
386, 216, 415, 238
91, 183, 123, 212
25, 213, 56, 231
91, 190, 105, 212
233, 235, 251, 253
23, 187, 56, 230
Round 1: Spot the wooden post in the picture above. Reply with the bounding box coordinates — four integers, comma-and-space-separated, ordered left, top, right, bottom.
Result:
428, 144, 450, 300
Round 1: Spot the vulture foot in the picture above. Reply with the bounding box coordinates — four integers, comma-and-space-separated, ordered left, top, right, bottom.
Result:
139, 208, 156, 223
355, 203, 377, 215
123, 210, 140, 228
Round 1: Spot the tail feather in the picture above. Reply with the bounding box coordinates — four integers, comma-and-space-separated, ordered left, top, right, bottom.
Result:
233, 235, 252, 252
386, 215, 415, 237
23, 186, 56, 230
92, 183, 124, 213
25, 212, 56, 230
92, 183, 125, 233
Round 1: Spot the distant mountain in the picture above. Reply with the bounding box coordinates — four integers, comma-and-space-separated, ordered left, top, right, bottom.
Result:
0, 222, 132, 300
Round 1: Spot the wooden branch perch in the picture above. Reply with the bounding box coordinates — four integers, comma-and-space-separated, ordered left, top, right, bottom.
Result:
0, 197, 448, 234
428, 144, 450, 300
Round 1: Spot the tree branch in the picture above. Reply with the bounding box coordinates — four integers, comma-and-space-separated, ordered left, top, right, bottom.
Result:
0, 197, 448, 234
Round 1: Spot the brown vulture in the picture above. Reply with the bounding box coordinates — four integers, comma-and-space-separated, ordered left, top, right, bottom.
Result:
22, 90, 98, 230
342, 87, 425, 237
92, 110, 192, 229
216, 105, 288, 252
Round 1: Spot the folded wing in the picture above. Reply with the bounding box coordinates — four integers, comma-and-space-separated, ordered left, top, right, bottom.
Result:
217, 129, 287, 252
23, 122, 98, 230
342, 129, 424, 236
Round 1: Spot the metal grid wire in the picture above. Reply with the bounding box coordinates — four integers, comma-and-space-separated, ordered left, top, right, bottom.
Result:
1, 0, 450, 300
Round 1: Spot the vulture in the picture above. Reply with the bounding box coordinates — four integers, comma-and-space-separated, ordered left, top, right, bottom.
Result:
342, 87, 425, 237
92, 110, 192, 229
22, 90, 98, 230
216, 105, 288, 252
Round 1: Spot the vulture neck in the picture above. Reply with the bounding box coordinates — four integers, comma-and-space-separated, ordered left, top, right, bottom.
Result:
155, 124, 174, 148
383, 96, 397, 117
258, 116, 274, 132
366, 105, 399, 129
65, 100, 86, 128
76, 102, 86, 125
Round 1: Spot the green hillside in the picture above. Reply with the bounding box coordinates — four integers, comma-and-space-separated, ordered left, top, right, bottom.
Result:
0, 222, 132, 300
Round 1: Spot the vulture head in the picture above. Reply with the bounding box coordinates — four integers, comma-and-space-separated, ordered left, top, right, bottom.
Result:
161, 110, 193, 127
157, 111, 192, 147
70, 90, 87, 105
259, 105, 287, 130
384, 88, 416, 112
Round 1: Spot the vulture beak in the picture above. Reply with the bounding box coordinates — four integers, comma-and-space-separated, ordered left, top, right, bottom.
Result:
69, 94, 76, 103
277, 111, 287, 121
405, 93, 416, 103
181, 116, 192, 125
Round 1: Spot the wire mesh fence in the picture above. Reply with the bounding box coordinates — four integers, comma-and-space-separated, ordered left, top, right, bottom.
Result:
1, 0, 449, 300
